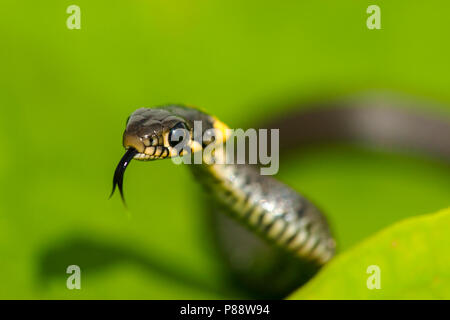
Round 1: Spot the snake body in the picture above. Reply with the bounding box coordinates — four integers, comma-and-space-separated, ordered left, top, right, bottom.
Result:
191, 147, 335, 265
112, 94, 450, 297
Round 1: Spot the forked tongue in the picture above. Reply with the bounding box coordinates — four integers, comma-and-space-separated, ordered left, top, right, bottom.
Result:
110, 148, 138, 206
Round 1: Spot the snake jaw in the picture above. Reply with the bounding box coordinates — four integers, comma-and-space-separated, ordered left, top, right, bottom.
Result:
123, 126, 175, 161
133, 145, 172, 161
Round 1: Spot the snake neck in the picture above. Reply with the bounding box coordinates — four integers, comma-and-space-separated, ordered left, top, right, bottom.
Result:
187, 115, 336, 265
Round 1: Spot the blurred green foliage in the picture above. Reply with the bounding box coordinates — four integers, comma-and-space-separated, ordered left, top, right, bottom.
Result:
289, 207, 450, 299
0, 1, 449, 299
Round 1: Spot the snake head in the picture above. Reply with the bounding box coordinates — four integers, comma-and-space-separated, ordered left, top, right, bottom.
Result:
111, 107, 191, 204
123, 107, 191, 160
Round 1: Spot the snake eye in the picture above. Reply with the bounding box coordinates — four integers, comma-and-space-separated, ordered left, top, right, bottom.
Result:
168, 122, 189, 148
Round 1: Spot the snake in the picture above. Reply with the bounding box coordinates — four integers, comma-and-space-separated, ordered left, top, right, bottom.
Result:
111, 94, 450, 298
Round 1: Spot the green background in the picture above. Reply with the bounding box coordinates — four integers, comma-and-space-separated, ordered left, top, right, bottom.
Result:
0, 1, 449, 299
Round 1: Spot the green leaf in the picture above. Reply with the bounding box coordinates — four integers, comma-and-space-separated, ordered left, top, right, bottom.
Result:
289, 207, 450, 299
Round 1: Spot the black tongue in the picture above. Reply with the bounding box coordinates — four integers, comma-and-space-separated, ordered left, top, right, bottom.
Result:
110, 148, 138, 206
